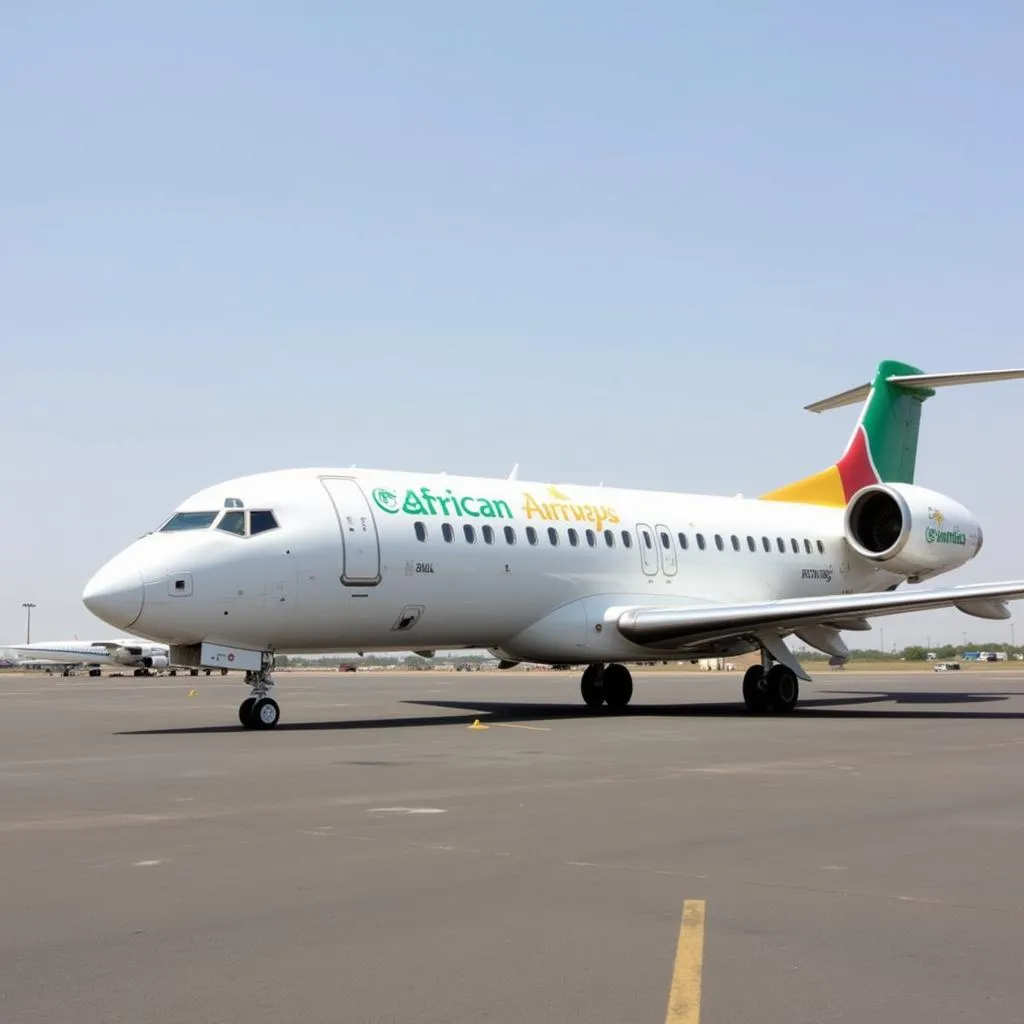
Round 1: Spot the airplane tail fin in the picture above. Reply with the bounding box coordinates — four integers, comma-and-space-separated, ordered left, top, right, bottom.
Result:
761, 360, 1024, 508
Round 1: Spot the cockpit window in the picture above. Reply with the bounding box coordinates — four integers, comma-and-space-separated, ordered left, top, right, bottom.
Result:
249, 510, 279, 535
160, 511, 218, 532
217, 510, 247, 535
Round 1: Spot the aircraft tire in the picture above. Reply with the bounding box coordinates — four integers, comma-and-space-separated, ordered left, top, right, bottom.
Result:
252, 697, 281, 728
765, 665, 799, 712
580, 664, 605, 707
239, 697, 257, 727
742, 665, 771, 712
603, 664, 633, 708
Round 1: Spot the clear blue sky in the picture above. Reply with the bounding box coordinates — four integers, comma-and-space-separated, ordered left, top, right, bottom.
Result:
2, 1, 1023, 650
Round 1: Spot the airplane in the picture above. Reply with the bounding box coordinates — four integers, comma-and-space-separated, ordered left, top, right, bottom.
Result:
81, 359, 1024, 729
7, 638, 172, 677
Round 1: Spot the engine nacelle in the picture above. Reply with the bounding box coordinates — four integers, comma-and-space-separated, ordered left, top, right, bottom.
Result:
142, 654, 169, 669
844, 483, 983, 578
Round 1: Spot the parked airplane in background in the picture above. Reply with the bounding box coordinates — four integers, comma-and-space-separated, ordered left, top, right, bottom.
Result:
8, 638, 171, 677
83, 360, 1024, 729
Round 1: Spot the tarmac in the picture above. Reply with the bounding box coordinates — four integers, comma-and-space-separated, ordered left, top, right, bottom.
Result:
1, 667, 1023, 1023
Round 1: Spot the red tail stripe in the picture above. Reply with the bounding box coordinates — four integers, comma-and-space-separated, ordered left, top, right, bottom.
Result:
836, 426, 879, 499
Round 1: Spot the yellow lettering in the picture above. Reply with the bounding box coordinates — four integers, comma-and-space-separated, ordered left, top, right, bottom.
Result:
523, 494, 548, 520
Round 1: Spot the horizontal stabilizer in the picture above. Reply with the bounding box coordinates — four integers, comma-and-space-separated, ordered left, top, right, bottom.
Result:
806, 367, 1024, 413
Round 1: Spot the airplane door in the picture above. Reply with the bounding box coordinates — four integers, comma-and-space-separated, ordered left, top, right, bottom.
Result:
320, 477, 382, 586
636, 522, 659, 576
655, 523, 678, 576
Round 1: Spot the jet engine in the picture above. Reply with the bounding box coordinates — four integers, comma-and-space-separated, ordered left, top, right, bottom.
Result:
844, 482, 983, 578
141, 654, 169, 669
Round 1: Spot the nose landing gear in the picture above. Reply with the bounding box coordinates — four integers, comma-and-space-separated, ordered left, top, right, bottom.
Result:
239, 659, 280, 729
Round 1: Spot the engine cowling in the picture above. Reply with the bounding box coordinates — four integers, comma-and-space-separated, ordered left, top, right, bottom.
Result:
843, 482, 983, 578
142, 654, 169, 669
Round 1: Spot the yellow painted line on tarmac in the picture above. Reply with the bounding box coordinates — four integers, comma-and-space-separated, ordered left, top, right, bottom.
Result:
665, 899, 706, 1024
491, 722, 552, 732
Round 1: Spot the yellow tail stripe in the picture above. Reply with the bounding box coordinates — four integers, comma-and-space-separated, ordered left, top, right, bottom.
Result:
760, 464, 846, 507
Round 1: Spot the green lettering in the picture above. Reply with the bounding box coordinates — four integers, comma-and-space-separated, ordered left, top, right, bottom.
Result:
462, 497, 479, 516
492, 499, 512, 519
420, 487, 438, 515
403, 489, 427, 515
444, 489, 463, 516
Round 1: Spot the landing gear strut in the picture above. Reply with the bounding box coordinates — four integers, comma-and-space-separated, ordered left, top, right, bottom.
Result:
580, 663, 634, 709
239, 657, 280, 729
742, 657, 799, 713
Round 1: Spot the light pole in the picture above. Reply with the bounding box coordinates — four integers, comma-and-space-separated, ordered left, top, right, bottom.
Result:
21, 602, 36, 644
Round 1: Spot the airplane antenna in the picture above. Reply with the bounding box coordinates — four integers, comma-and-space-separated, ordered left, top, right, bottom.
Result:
508, 463, 519, 480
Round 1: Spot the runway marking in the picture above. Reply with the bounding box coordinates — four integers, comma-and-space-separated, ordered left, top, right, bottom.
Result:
665, 899, 706, 1024
491, 722, 552, 732
133, 860, 163, 867
367, 807, 446, 815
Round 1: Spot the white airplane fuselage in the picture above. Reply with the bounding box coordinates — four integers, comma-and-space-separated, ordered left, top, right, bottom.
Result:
81, 468, 930, 664
9, 638, 170, 668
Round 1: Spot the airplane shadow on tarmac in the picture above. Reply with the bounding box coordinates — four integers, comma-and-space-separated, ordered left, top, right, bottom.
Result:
115, 689, 1024, 736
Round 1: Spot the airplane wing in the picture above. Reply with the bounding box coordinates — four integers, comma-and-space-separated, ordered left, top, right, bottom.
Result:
616, 580, 1024, 649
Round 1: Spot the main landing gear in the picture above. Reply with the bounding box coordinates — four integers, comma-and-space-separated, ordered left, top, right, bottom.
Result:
742, 658, 799, 713
238, 660, 280, 729
580, 663, 634, 709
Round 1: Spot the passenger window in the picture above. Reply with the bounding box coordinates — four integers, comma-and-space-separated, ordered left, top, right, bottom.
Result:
715, 534, 724, 551
568, 528, 579, 547
586, 529, 597, 547
660, 531, 671, 549
217, 510, 246, 536
504, 526, 517, 545
762, 536, 770, 552
442, 523, 454, 543
548, 527, 559, 546
678, 532, 688, 550
526, 526, 538, 546
731, 535, 740, 551
804, 538, 812, 554
160, 511, 218, 532
482, 525, 495, 544
463, 524, 476, 543
777, 537, 785, 553
791, 538, 799, 553
621, 531, 633, 548
642, 530, 653, 550
414, 522, 428, 542
249, 510, 279, 535
817, 539, 825, 554
696, 533, 706, 550
604, 529, 615, 547
747, 536, 756, 552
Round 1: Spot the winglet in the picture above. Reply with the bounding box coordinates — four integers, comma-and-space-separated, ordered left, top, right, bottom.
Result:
507, 463, 519, 481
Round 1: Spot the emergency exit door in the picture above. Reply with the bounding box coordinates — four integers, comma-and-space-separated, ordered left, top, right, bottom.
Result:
320, 477, 382, 586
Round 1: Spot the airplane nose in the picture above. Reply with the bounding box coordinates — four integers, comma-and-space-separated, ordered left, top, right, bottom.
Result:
82, 557, 145, 630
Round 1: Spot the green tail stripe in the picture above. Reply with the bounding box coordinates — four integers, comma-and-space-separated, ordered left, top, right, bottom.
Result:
858, 359, 934, 484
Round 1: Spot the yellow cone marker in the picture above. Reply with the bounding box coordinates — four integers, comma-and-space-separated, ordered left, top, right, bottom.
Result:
188, 689, 199, 697
468, 719, 488, 730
